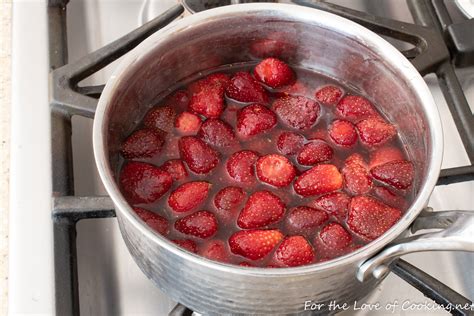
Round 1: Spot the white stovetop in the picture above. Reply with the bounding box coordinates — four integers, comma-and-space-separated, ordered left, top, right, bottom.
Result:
9, 1, 473, 315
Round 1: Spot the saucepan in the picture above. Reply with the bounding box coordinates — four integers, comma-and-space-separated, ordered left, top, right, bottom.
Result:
93, 3, 473, 314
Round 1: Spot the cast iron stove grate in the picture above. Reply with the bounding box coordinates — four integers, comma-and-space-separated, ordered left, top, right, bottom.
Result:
48, 1, 474, 315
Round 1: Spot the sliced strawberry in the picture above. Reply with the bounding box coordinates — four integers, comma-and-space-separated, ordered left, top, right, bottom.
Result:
133, 207, 169, 235
272, 95, 320, 130
294, 164, 343, 197
314, 222, 352, 257
285, 206, 328, 235
119, 162, 172, 204
226, 150, 259, 184
168, 181, 211, 212
226, 71, 269, 103
199, 240, 230, 263
254, 58, 295, 88
175, 210, 218, 239
336, 95, 378, 121
370, 160, 414, 190
256, 154, 296, 187
214, 186, 246, 211
273, 236, 315, 267
328, 120, 357, 147
369, 146, 404, 169
347, 196, 402, 241
296, 140, 334, 166
237, 191, 285, 229
188, 75, 227, 118
178, 136, 219, 174
143, 105, 176, 132
236, 104, 277, 138
315, 85, 343, 105
356, 117, 397, 147
198, 118, 236, 147
310, 192, 350, 220
161, 159, 188, 181
277, 131, 305, 155
373, 186, 408, 210
175, 111, 202, 135
172, 239, 198, 253
228, 229, 283, 260
120, 128, 165, 159
342, 153, 373, 195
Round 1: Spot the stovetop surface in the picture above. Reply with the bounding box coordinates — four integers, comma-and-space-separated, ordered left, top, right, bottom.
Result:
9, 0, 473, 315
63, 1, 473, 315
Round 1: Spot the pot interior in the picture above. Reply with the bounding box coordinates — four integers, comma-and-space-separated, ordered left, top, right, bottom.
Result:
104, 6, 432, 218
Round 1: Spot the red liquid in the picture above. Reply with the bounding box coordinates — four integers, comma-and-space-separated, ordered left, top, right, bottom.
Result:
118, 62, 415, 267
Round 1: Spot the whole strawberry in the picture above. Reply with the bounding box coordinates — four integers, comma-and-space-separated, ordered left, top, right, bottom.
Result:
273, 236, 315, 267
254, 58, 295, 88
175, 210, 218, 239
168, 181, 211, 212
229, 229, 283, 260
237, 191, 285, 229
121, 128, 165, 159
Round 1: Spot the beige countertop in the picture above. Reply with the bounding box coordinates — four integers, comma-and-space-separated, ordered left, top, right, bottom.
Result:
1, 0, 11, 314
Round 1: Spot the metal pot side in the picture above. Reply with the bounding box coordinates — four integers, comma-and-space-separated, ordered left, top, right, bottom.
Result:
93, 4, 443, 314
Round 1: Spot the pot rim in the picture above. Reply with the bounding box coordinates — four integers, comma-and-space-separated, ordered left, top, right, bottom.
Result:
93, 3, 443, 276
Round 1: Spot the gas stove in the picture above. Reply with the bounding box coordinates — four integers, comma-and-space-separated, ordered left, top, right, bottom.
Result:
9, 0, 474, 315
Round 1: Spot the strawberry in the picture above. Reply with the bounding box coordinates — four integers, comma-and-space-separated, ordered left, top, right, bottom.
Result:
273, 236, 315, 267
347, 196, 402, 241
285, 206, 328, 235
294, 164, 343, 197
161, 159, 188, 181
168, 181, 211, 212
314, 223, 352, 257
342, 153, 373, 195
369, 146, 404, 169
119, 162, 172, 204
175, 111, 202, 135
188, 74, 228, 118
254, 58, 295, 88
236, 104, 277, 138
277, 131, 305, 155
373, 186, 408, 210
229, 229, 283, 260
315, 85, 343, 105
310, 192, 350, 220
296, 140, 334, 166
143, 105, 176, 132
272, 95, 320, 130
120, 128, 165, 159
214, 186, 246, 211
198, 118, 236, 148
356, 117, 397, 147
226, 150, 259, 184
199, 240, 230, 263
328, 120, 357, 147
175, 210, 218, 239
205, 73, 231, 88
237, 191, 285, 229
172, 239, 198, 253
178, 136, 219, 174
164, 90, 189, 112
256, 154, 296, 187
370, 160, 414, 190
133, 207, 169, 235
226, 71, 269, 103
336, 95, 378, 121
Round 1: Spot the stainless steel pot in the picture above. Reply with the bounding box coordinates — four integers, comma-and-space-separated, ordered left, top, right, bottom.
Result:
93, 3, 473, 314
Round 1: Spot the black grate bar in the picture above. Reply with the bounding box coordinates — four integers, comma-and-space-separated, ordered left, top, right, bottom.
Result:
391, 259, 473, 316
51, 4, 184, 118
438, 166, 474, 185
53, 196, 116, 223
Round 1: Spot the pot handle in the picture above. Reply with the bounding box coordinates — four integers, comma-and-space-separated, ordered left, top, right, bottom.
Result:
357, 208, 474, 282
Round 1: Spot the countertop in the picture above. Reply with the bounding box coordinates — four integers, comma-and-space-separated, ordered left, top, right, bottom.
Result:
0, 0, 11, 314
